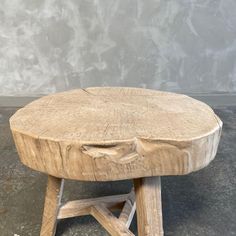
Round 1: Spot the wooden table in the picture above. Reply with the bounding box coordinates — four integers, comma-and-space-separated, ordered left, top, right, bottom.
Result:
10, 87, 222, 236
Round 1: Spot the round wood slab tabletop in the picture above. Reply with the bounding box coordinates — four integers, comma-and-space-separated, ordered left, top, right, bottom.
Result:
10, 87, 222, 181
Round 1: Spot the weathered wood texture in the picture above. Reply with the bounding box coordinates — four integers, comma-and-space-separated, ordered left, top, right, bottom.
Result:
10, 87, 222, 181
91, 205, 134, 236
41, 177, 136, 236
58, 190, 134, 219
134, 177, 163, 236
40, 176, 64, 236
119, 189, 136, 228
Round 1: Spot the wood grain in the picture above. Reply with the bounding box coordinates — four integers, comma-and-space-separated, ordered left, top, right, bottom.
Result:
57, 188, 136, 235
119, 201, 136, 229
58, 191, 132, 219
40, 176, 64, 236
134, 176, 163, 236
91, 204, 134, 236
119, 189, 136, 228
10, 87, 222, 181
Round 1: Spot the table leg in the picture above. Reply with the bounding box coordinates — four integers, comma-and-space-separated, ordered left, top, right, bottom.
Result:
40, 175, 64, 236
133, 176, 163, 236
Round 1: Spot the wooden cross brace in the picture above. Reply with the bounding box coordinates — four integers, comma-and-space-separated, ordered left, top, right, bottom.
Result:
40, 175, 163, 236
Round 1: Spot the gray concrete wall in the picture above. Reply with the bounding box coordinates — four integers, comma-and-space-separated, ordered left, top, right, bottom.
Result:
0, 0, 236, 96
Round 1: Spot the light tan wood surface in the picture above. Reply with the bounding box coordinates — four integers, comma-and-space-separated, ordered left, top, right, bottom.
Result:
10, 87, 223, 235
119, 189, 136, 228
57, 190, 134, 219
10, 87, 222, 181
40, 176, 64, 236
41, 176, 136, 236
134, 177, 163, 236
91, 204, 134, 236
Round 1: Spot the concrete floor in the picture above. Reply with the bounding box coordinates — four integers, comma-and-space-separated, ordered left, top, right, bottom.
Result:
0, 106, 235, 236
